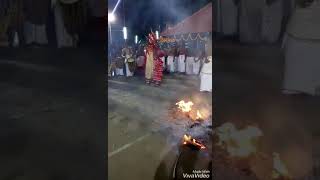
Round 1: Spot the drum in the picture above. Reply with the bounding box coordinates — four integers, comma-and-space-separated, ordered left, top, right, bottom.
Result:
127, 57, 135, 63
128, 61, 136, 73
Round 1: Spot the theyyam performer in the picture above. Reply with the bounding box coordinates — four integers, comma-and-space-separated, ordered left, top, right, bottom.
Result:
145, 32, 164, 86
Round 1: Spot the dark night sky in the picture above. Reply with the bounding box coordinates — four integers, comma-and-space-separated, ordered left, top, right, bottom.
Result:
108, 0, 211, 42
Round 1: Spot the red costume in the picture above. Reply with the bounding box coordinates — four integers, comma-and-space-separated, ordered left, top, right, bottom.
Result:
153, 50, 165, 84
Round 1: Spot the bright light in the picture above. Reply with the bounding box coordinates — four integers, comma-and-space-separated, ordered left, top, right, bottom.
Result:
156, 31, 159, 39
123, 27, 127, 40
112, 0, 122, 14
135, 35, 138, 44
108, 13, 115, 22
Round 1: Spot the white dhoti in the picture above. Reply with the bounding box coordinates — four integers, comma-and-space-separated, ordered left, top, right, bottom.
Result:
193, 58, 201, 75
219, 0, 238, 36
239, 0, 265, 43
283, 1, 320, 95
261, 0, 283, 43
200, 73, 212, 92
186, 57, 194, 75
24, 21, 48, 45
116, 68, 124, 76
178, 55, 186, 73
283, 36, 320, 95
200, 58, 212, 92
53, 2, 74, 48
125, 63, 133, 77
167, 56, 175, 72
174, 57, 179, 72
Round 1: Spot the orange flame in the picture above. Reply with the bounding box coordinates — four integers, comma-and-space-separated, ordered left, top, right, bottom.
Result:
216, 123, 263, 157
272, 153, 290, 179
183, 134, 206, 149
176, 100, 194, 113
196, 110, 203, 120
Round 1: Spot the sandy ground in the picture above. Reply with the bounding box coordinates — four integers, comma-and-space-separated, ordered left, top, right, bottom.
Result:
108, 74, 212, 180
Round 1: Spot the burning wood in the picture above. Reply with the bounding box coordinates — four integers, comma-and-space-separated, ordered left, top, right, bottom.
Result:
183, 134, 206, 150
196, 110, 203, 120
272, 153, 291, 179
174, 100, 209, 122
176, 100, 194, 113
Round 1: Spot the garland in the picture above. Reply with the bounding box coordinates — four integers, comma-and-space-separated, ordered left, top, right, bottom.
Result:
173, 33, 208, 41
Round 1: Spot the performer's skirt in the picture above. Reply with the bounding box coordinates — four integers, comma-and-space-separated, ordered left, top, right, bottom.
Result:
178, 55, 186, 73
167, 56, 175, 73
153, 59, 163, 83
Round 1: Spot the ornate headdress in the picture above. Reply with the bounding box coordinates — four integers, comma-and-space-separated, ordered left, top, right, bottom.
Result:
147, 32, 157, 46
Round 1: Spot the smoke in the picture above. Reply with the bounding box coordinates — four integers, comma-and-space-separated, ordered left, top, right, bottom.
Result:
109, 0, 210, 39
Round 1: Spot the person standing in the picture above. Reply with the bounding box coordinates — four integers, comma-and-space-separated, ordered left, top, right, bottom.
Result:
200, 41, 212, 92
167, 46, 176, 73
122, 44, 134, 77
193, 49, 202, 75
177, 42, 186, 73
185, 48, 194, 75
200, 58, 212, 92
145, 33, 156, 84
239, 0, 265, 43
136, 45, 145, 75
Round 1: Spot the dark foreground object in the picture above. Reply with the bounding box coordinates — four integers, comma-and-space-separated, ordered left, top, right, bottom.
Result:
0, 47, 106, 180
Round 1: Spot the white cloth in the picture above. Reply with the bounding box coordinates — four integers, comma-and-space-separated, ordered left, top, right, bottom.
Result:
239, 0, 265, 43
167, 56, 175, 72
287, 1, 320, 40
219, 0, 238, 35
283, 35, 320, 95
200, 57, 212, 92
53, 2, 74, 48
125, 63, 133, 77
200, 74, 212, 92
193, 58, 201, 75
116, 68, 124, 76
282, 1, 320, 95
174, 56, 179, 72
178, 55, 186, 73
261, 0, 283, 43
24, 22, 48, 45
186, 57, 194, 75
